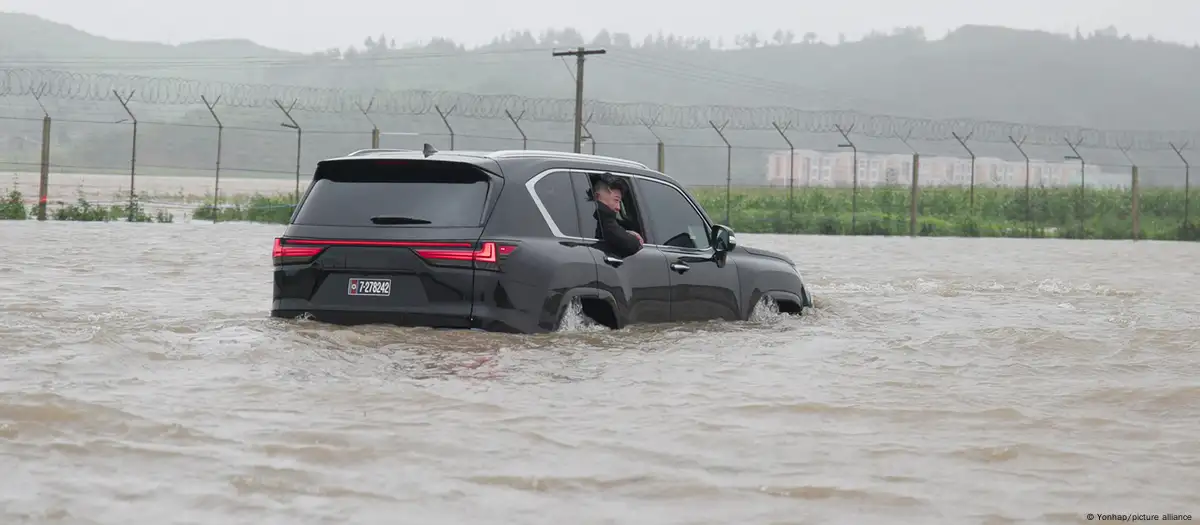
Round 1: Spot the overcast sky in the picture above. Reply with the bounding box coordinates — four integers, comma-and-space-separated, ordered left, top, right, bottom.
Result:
5, 0, 1198, 52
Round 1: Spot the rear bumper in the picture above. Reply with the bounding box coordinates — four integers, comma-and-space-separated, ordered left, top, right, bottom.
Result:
271, 298, 472, 329
270, 301, 545, 334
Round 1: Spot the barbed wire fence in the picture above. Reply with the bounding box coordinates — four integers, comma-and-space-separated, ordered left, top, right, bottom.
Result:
0, 67, 1195, 240
5, 68, 1200, 148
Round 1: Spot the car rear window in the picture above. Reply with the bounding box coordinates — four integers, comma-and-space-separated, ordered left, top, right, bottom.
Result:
291, 160, 492, 227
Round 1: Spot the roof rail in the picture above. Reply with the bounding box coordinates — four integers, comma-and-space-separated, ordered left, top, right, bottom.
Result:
487, 150, 648, 170
345, 148, 414, 157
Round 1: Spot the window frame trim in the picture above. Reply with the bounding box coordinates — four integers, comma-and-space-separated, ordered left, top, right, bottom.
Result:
631, 176, 715, 252
524, 167, 715, 251
528, 170, 586, 239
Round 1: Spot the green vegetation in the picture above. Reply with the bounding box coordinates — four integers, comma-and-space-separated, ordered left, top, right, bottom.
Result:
689, 186, 1198, 240
186, 186, 1197, 241
8, 180, 1195, 241
0, 187, 175, 223
5, 14, 1194, 129
51, 196, 175, 223
192, 194, 295, 224
1, 186, 29, 220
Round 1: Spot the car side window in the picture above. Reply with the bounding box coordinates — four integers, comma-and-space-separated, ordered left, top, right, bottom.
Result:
638, 180, 712, 250
533, 172, 581, 238
570, 171, 599, 239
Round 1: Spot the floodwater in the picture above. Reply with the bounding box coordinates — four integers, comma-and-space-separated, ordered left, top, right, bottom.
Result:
1, 222, 1197, 525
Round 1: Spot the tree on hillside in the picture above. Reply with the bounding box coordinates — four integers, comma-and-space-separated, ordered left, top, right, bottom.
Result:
4, 14, 1200, 187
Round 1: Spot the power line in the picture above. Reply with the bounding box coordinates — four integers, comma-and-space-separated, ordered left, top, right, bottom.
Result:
1, 67, 1198, 151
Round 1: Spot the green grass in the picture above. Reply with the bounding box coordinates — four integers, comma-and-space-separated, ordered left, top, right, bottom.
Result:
26, 184, 1149, 243
690, 185, 1197, 241
192, 194, 297, 224
189, 186, 1198, 241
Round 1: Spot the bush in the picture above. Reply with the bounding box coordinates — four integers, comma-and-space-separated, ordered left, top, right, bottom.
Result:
53, 197, 114, 221
0, 187, 27, 220
193, 194, 295, 223
47, 194, 173, 223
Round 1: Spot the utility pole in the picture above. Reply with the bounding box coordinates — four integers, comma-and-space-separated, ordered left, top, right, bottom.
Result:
552, 46, 606, 153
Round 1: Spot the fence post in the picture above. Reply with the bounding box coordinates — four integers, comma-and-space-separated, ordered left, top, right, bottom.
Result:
1063, 136, 1086, 238
435, 105, 456, 150
771, 121, 795, 225
1168, 142, 1190, 231
911, 153, 920, 236
274, 99, 302, 204
1117, 143, 1138, 241
1009, 135, 1031, 237
356, 98, 378, 148
201, 95, 223, 222
709, 120, 732, 226
505, 110, 528, 150
895, 130, 919, 237
31, 84, 51, 221
835, 124, 857, 233
112, 90, 138, 221
952, 131, 976, 212
1131, 165, 1140, 240
641, 119, 665, 172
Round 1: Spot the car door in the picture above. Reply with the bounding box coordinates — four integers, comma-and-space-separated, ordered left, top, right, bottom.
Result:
570, 171, 671, 326
524, 168, 605, 323
633, 177, 742, 323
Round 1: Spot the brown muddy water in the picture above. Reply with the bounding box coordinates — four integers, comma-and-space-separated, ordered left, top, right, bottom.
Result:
1, 222, 1198, 525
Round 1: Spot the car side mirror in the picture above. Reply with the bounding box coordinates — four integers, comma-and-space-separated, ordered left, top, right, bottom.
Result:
711, 224, 736, 253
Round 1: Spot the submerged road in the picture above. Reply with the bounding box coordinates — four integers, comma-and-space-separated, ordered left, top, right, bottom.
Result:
1, 222, 1197, 524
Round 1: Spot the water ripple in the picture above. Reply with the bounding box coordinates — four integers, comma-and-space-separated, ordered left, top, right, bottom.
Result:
1, 223, 1198, 524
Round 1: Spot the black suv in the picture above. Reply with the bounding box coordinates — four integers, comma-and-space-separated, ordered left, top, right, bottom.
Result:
271, 147, 813, 333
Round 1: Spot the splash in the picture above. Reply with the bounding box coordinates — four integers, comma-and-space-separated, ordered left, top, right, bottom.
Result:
555, 297, 606, 333
749, 295, 786, 324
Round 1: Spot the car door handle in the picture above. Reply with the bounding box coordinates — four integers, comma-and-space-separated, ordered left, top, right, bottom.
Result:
603, 255, 624, 267
670, 262, 690, 273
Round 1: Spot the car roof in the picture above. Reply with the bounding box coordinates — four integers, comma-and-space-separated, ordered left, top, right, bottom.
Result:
318, 148, 685, 187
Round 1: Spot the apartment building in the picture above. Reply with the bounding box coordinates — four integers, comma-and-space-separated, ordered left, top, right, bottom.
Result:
766, 150, 1109, 188
766, 150, 911, 187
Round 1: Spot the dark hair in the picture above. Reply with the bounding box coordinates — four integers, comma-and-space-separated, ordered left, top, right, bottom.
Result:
587, 172, 626, 202
594, 172, 627, 191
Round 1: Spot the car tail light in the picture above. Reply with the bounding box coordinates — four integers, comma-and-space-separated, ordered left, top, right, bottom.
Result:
273, 237, 325, 265
414, 242, 516, 270
413, 242, 515, 263
271, 238, 516, 269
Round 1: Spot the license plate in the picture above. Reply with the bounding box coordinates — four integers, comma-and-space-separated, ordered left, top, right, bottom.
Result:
347, 278, 391, 297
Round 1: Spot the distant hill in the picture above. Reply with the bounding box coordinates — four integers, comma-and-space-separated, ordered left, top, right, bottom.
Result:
1, 12, 1198, 187
0, 12, 295, 59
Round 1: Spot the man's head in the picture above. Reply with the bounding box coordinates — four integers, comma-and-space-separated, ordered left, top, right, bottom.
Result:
592, 174, 625, 212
